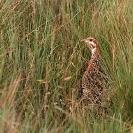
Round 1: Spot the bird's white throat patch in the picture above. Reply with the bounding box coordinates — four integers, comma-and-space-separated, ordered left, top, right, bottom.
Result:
91, 47, 96, 58
89, 41, 96, 46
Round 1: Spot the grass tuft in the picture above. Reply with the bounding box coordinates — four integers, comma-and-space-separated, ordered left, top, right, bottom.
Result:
0, 0, 133, 132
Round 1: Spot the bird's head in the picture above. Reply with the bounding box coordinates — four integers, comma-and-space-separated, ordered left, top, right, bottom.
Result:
81, 37, 99, 51
81, 37, 100, 59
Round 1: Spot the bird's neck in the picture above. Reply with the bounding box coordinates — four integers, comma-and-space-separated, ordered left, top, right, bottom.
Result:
91, 47, 100, 61
91, 48, 97, 58
87, 47, 100, 72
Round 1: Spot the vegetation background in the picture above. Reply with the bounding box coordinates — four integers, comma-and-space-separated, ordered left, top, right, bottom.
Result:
0, 0, 133, 132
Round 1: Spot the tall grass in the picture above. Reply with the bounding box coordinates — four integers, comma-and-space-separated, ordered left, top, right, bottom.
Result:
0, 0, 133, 132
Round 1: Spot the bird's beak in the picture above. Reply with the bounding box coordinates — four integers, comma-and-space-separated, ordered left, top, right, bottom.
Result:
81, 39, 89, 44
81, 39, 92, 50
81, 39, 87, 42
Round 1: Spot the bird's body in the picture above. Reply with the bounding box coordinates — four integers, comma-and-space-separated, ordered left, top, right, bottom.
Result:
80, 37, 111, 112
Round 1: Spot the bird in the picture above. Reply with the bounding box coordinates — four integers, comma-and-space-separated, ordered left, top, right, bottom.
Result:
80, 37, 111, 112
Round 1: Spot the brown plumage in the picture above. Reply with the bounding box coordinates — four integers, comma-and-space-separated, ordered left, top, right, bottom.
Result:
80, 37, 111, 112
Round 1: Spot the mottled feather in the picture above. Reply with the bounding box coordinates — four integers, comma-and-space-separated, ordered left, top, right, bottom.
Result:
80, 37, 111, 112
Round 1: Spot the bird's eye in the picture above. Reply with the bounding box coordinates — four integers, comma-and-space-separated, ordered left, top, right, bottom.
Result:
90, 39, 92, 42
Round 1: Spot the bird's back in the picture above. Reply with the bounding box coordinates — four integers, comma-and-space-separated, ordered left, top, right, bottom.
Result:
81, 68, 110, 112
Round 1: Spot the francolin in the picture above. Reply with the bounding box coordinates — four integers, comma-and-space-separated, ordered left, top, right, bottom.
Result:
80, 37, 111, 112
